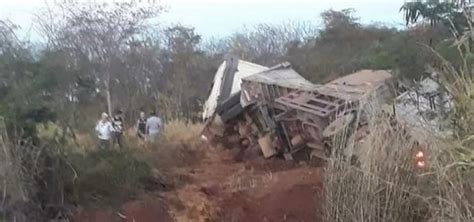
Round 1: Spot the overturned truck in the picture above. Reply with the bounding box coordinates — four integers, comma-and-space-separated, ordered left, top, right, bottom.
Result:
202, 57, 395, 161
273, 69, 394, 160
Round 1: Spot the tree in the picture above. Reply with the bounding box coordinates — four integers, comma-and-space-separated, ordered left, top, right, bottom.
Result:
0, 20, 58, 140
400, 0, 459, 26
400, 1, 473, 78
216, 21, 316, 66
400, 0, 471, 42
286, 9, 391, 81
160, 25, 212, 121
36, 2, 163, 116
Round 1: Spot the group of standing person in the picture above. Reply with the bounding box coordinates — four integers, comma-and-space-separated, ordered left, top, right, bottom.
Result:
95, 110, 163, 149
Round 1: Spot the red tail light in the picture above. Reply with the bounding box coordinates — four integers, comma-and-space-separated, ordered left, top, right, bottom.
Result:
416, 160, 426, 168
415, 151, 424, 159
414, 151, 427, 168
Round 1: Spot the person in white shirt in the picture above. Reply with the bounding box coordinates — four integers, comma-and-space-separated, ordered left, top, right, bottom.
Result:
146, 111, 163, 143
95, 112, 113, 149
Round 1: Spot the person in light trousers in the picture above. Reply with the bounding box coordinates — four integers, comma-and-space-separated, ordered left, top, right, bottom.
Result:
146, 111, 163, 143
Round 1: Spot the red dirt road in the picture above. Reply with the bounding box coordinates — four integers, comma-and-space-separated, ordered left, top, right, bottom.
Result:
73, 199, 174, 222
163, 147, 323, 222
73, 143, 323, 222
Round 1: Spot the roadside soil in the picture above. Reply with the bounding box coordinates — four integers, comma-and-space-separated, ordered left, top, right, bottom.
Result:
73, 142, 323, 222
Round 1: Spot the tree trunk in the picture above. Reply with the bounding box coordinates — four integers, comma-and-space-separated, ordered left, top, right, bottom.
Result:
105, 81, 113, 116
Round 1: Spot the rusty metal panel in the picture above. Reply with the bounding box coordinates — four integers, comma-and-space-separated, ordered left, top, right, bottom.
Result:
277, 99, 329, 117
276, 91, 339, 117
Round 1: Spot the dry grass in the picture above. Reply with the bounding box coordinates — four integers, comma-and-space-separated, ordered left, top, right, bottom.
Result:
323, 15, 474, 221
0, 120, 207, 217
0, 121, 74, 221
120, 120, 207, 197
130, 120, 206, 172
323, 109, 474, 222
160, 120, 204, 143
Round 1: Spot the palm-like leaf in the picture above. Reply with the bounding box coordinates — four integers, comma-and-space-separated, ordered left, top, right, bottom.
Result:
400, 0, 459, 26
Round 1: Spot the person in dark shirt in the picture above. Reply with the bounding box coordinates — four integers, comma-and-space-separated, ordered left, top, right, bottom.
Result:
136, 111, 147, 141
111, 110, 124, 148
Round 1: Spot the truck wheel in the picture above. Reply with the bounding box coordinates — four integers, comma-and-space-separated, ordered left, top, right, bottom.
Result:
216, 92, 241, 115
220, 103, 244, 123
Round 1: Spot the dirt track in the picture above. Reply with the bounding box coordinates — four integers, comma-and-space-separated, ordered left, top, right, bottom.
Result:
74, 143, 323, 222
163, 146, 323, 222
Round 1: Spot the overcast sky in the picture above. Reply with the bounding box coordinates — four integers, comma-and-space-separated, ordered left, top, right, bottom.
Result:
0, 0, 407, 40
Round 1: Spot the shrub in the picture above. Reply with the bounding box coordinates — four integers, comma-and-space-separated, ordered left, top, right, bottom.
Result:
66, 149, 153, 208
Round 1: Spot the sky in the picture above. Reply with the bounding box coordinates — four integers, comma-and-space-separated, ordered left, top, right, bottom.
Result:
0, 0, 407, 40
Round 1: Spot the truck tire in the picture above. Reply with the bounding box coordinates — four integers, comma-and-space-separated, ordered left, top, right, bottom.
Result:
216, 91, 241, 115
220, 103, 244, 123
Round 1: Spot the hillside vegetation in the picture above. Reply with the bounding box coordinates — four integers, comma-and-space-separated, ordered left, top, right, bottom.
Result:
0, 0, 473, 221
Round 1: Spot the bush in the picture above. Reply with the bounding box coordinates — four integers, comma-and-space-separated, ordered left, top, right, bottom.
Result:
0, 129, 74, 221
60, 120, 205, 209
66, 149, 153, 208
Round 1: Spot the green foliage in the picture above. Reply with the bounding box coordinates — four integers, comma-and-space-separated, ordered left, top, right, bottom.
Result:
401, 0, 458, 26
2, 2, 474, 221
66, 149, 153, 208
434, 39, 463, 66
282, 9, 433, 82
0, 57, 64, 140
365, 32, 430, 79
400, 0, 470, 44
3, 7, 448, 129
